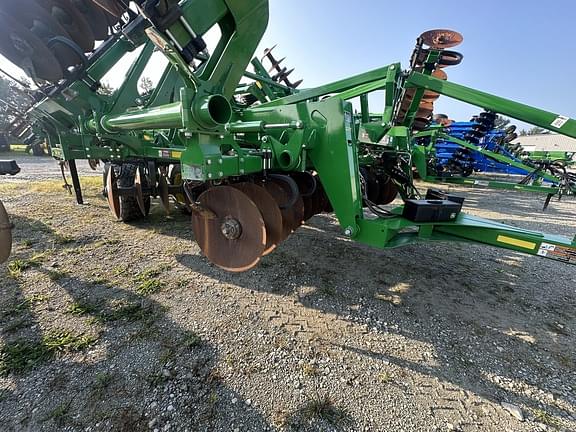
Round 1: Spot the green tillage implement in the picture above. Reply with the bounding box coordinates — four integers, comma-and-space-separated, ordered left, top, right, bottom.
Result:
0, 0, 574, 270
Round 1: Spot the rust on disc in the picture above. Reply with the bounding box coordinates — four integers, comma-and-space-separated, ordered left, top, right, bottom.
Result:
106, 165, 121, 220
41, 0, 96, 51
0, 11, 63, 81
232, 182, 283, 256
191, 186, 266, 272
420, 29, 463, 49
378, 179, 399, 205
158, 174, 170, 215
134, 168, 146, 217
263, 179, 304, 238
432, 69, 448, 80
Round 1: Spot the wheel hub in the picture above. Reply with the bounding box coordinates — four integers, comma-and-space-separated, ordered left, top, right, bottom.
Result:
220, 217, 242, 240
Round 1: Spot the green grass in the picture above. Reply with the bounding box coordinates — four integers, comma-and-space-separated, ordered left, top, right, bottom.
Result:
533, 409, 558, 426
43, 400, 72, 426
134, 266, 170, 295
182, 330, 202, 349
47, 269, 68, 281
66, 301, 99, 316
0, 330, 97, 375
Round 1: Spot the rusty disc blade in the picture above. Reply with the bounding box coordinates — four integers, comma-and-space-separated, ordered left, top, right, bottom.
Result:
72, 0, 109, 40
232, 182, 283, 256
158, 174, 170, 215
263, 179, 304, 238
134, 168, 146, 217
420, 29, 463, 49
3, 0, 81, 68
432, 69, 448, 80
0, 12, 63, 81
106, 165, 121, 220
41, 0, 96, 51
192, 186, 266, 272
422, 91, 440, 101
0, 200, 13, 264
91, 0, 126, 17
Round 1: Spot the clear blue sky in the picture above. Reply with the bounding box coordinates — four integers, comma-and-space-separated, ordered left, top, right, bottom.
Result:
0, 1, 573, 129
260, 0, 576, 127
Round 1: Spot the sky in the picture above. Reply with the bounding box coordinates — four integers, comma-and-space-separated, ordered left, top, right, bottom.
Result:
1, 0, 574, 129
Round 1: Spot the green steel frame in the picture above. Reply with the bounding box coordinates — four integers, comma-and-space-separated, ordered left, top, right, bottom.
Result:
18, 0, 576, 267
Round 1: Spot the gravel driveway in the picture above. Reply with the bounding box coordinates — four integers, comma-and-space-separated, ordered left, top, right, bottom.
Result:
0, 174, 574, 431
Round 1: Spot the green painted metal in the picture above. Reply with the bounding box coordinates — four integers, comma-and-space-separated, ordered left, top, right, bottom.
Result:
11, 0, 576, 269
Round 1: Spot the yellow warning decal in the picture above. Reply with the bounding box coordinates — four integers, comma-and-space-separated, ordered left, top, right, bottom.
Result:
496, 235, 537, 250
171, 151, 182, 159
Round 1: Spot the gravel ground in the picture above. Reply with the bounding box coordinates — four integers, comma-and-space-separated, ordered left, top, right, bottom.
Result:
0, 169, 575, 432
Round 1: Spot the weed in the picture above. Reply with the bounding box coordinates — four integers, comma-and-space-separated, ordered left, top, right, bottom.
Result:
136, 279, 165, 296
301, 391, 351, 427
67, 301, 98, 316
43, 400, 72, 426
533, 409, 558, 426
113, 264, 128, 276
7, 259, 37, 278
42, 330, 96, 353
182, 330, 201, 349
47, 269, 68, 281
20, 239, 33, 248
53, 233, 74, 245
378, 371, 393, 384
301, 363, 319, 377
107, 302, 155, 323
92, 372, 114, 397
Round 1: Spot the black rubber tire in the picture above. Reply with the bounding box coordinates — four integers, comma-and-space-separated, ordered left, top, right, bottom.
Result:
31, 143, 46, 156
0, 136, 9, 152
103, 162, 151, 222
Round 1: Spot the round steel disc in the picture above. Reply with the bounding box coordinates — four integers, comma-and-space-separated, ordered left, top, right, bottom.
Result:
0, 200, 13, 264
266, 178, 304, 233
378, 179, 399, 205
0, 12, 63, 81
92, 0, 126, 18
420, 29, 463, 49
192, 186, 266, 272
72, 0, 109, 40
262, 180, 304, 241
3, 0, 80, 67
232, 183, 283, 255
158, 174, 170, 214
106, 165, 121, 220
432, 69, 448, 80
41, 0, 96, 51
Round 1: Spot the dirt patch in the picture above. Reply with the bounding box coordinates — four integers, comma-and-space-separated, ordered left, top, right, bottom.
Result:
0, 177, 575, 431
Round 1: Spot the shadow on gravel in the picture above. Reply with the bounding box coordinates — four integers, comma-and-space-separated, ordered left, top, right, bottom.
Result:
0, 216, 272, 431
176, 210, 575, 423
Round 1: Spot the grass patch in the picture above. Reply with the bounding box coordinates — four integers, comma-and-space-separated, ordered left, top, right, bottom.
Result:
67, 301, 99, 316
0, 330, 97, 375
136, 279, 165, 296
182, 330, 201, 349
47, 269, 68, 281
43, 400, 72, 427
533, 409, 558, 426
20, 239, 33, 248
7, 257, 40, 278
301, 391, 351, 427
134, 266, 170, 295
377, 371, 393, 384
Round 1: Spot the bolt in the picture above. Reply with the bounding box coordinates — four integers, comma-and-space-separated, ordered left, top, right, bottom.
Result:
219, 159, 223, 164
220, 217, 242, 240
240, 158, 245, 163
208, 173, 213, 179
207, 160, 212, 165
240, 169, 245, 174
344, 227, 353, 236
219, 172, 224, 177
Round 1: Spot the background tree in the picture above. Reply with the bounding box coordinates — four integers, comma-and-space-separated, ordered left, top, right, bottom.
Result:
139, 76, 154, 96
519, 126, 549, 136
493, 115, 511, 130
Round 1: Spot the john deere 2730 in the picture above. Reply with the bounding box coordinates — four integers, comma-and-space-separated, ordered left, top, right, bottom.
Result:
0, 1, 574, 271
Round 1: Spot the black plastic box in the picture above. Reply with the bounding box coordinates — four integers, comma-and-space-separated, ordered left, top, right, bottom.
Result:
425, 188, 465, 205
402, 199, 462, 223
